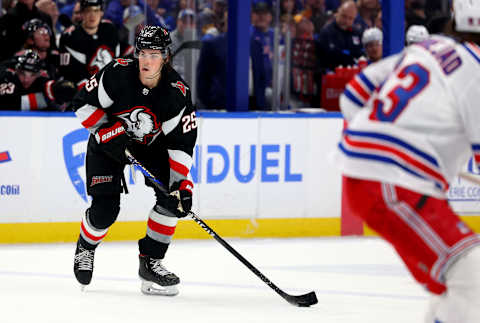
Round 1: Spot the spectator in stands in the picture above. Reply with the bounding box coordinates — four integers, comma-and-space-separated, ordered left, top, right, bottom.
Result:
20, 18, 60, 79
281, 0, 299, 16
197, 0, 227, 39
374, 9, 382, 29
317, 0, 363, 72
361, 27, 382, 63
427, 13, 450, 34
72, 2, 84, 24
171, 9, 196, 79
294, 0, 331, 36
1, 0, 16, 16
406, 24, 429, 45
103, 0, 161, 31
146, 0, 175, 30
251, 1, 274, 107
36, 0, 60, 35
325, 0, 340, 12
197, 9, 267, 110
353, 0, 380, 35
59, 0, 83, 31
291, 17, 319, 108
0, 50, 76, 111
196, 10, 228, 109
0, 0, 54, 61
58, 0, 120, 88
405, 0, 428, 28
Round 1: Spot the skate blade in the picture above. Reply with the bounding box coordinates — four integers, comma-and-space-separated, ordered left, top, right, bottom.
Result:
140, 280, 179, 296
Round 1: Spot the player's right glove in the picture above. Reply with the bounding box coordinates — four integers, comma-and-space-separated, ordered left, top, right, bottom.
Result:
157, 180, 193, 218
94, 120, 130, 165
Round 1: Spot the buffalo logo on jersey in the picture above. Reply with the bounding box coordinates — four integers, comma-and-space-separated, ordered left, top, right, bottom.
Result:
171, 81, 188, 97
88, 45, 114, 75
115, 106, 161, 144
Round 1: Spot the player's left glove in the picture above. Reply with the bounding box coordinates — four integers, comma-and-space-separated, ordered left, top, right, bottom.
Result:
168, 179, 193, 218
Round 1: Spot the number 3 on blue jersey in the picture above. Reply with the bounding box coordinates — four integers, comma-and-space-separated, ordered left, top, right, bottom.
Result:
369, 63, 430, 122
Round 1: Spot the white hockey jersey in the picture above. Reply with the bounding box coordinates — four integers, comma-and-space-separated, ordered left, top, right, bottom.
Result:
336, 35, 480, 199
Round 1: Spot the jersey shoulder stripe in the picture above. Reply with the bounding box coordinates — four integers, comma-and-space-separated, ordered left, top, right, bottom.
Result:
339, 129, 448, 190
462, 42, 480, 64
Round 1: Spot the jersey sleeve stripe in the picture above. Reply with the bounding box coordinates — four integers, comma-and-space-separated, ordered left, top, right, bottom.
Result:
340, 132, 448, 190
168, 149, 193, 170
169, 157, 190, 177
343, 88, 364, 107
339, 142, 446, 190
36, 93, 47, 109
77, 105, 107, 131
162, 106, 186, 135
346, 129, 439, 166
463, 43, 480, 64
349, 77, 371, 101
357, 72, 376, 91
29, 93, 38, 110
98, 73, 114, 108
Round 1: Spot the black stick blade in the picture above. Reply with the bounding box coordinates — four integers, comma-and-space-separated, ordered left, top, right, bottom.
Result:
285, 291, 318, 307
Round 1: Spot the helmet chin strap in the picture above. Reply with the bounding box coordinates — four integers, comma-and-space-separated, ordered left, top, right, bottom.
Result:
145, 60, 167, 80
145, 67, 162, 80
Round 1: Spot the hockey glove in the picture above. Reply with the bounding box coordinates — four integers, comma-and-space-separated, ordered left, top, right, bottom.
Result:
168, 180, 193, 218
95, 120, 130, 165
52, 79, 76, 104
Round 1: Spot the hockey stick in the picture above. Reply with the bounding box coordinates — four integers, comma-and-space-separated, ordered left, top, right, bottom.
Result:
125, 149, 318, 307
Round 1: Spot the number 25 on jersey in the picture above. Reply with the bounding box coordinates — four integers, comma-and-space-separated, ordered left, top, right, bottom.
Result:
182, 111, 197, 133
369, 63, 430, 122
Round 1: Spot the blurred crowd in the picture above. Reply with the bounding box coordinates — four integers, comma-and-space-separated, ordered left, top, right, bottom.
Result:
0, 0, 451, 111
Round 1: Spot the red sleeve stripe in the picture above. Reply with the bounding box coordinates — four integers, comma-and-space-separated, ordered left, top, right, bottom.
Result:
28, 93, 38, 110
349, 77, 371, 101
169, 157, 190, 176
81, 107, 106, 129
147, 218, 176, 236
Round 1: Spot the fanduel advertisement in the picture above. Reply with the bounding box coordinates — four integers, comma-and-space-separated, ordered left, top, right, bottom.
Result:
0, 114, 343, 222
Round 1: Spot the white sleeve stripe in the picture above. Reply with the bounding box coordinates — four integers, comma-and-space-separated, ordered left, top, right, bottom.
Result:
75, 104, 108, 133
65, 46, 87, 64
354, 75, 373, 96
168, 149, 193, 169
115, 44, 120, 57
21, 95, 29, 110
36, 93, 47, 109
345, 84, 366, 104
162, 106, 186, 135
98, 73, 114, 108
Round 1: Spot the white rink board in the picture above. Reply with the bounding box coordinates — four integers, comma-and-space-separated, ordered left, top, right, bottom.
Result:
0, 112, 344, 223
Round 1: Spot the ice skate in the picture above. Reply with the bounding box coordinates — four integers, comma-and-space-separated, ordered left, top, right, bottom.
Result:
138, 255, 180, 296
73, 239, 95, 290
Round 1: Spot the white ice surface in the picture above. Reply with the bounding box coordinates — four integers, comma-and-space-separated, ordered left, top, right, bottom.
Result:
0, 237, 429, 323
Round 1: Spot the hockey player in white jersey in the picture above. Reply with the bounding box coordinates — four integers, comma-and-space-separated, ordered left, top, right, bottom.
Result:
336, 1, 480, 322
